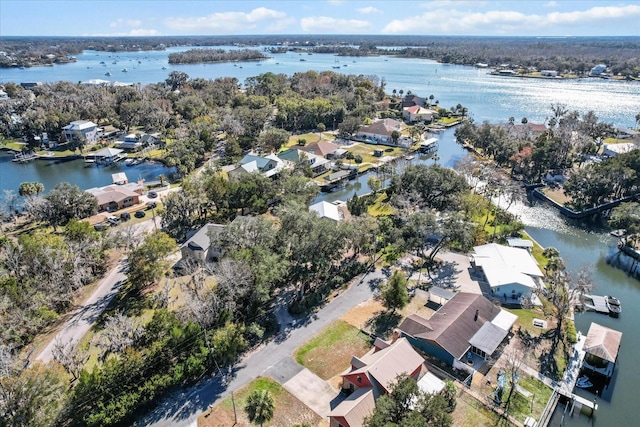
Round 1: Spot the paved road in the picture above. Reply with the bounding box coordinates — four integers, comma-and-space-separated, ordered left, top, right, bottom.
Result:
139, 268, 386, 427
35, 217, 159, 362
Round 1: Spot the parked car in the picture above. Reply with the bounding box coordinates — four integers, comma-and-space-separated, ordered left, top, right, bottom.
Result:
148, 190, 158, 198
146, 201, 157, 210
107, 215, 120, 226
94, 222, 109, 231
120, 212, 131, 221
134, 210, 146, 218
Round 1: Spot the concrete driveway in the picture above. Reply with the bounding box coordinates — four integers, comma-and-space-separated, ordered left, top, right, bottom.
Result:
283, 368, 339, 418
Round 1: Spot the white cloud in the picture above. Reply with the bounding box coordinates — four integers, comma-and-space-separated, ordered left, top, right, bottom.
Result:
544, 1, 558, 8
89, 28, 161, 37
164, 7, 289, 33
300, 16, 372, 33
357, 6, 382, 14
110, 18, 143, 28
382, 4, 640, 35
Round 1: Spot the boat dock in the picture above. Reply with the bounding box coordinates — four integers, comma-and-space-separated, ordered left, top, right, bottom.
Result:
12, 151, 37, 162
581, 294, 609, 314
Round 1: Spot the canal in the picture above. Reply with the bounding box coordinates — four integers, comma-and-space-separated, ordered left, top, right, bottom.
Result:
319, 128, 638, 426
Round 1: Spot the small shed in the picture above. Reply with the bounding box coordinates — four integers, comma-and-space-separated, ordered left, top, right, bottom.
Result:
427, 286, 456, 307
373, 149, 384, 157
111, 172, 128, 185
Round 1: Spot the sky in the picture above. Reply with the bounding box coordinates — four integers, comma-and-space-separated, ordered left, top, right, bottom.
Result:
1, 0, 639, 37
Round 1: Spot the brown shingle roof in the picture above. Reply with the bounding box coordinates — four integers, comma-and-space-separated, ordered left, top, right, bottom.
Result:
398, 292, 500, 360
328, 387, 375, 427
347, 337, 425, 393
299, 140, 339, 157
584, 322, 622, 363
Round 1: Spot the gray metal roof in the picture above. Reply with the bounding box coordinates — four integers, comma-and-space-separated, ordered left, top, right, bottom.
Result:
468, 322, 509, 355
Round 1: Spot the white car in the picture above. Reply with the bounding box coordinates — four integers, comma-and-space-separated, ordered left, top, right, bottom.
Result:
107, 215, 120, 226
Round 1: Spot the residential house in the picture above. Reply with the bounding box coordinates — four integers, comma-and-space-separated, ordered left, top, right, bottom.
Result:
227, 153, 286, 179
86, 183, 143, 212
356, 118, 404, 145
309, 200, 348, 222
116, 132, 160, 152
470, 243, 544, 301
180, 223, 226, 263
582, 322, 622, 379
278, 148, 331, 176
614, 128, 640, 140
603, 142, 637, 157
398, 292, 517, 373
401, 93, 426, 108
299, 140, 341, 158
329, 337, 431, 427
63, 120, 99, 144
540, 70, 558, 77
402, 105, 435, 123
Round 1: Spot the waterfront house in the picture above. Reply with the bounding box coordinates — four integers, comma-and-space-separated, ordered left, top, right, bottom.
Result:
401, 93, 426, 108
63, 120, 99, 144
299, 140, 341, 158
278, 148, 331, 176
227, 153, 286, 179
356, 118, 404, 145
470, 243, 544, 302
309, 200, 347, 222
398, 292, 517, 373
603, 142, 638, 158
402, 105, 435, 123
180, 223, 226, 264
582, 322, 622, 379
86, 183, 142, 212
329, 337, 429, 427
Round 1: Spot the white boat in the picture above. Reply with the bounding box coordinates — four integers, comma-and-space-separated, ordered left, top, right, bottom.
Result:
576, 375, 593, 389
405, 155, 415, 160
606, 295, 621, 317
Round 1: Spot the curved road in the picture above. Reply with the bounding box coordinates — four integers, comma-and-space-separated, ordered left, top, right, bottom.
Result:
35, 216, 160, 362
139, 268, 385, 427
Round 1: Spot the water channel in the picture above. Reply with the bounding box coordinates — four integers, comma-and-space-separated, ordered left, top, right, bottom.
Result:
1, 48, 639, 425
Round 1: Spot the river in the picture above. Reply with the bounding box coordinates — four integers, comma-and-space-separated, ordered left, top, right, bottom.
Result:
2, 47, 639, 425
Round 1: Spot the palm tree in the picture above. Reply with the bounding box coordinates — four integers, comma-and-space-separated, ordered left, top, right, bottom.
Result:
245, 390, 274, 427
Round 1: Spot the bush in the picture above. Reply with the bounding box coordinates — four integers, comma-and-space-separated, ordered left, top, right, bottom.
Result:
565, 321, 577, 344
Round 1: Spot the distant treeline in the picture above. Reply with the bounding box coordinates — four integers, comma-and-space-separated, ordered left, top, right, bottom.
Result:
168, 48, 268, 64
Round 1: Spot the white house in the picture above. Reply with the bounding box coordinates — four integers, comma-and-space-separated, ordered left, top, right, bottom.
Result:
402, 105, 435, 123
309, 200, 347, 222
228, 153, 287, 179
356, 118, 404, 145
63, 120, 99, 144
181, 223, 226, 263
603, 143, 637, 157
471, 243, 544, 302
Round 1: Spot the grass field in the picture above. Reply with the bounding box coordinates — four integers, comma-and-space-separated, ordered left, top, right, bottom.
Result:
294, 320, 372, 380
199, 376, 323, 427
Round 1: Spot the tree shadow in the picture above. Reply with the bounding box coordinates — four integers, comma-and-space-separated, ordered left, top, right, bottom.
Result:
364, 310, 402, 339
427, 261, 461, 290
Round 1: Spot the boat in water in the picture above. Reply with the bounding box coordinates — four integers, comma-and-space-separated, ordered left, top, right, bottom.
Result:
606, 295, 621, 317
105, 71, 112, 76
122, 68, 128, 72
576, 375, 593, 389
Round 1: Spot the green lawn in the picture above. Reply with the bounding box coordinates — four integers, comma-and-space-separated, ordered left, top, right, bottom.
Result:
502, 375, 552, 423
294, 320, 372, 380
368, 193, 394, 216
505, 307, 547, 336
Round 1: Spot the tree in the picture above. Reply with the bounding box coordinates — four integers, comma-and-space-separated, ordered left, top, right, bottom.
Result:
28, 182, 97, 230
127, 231, 177, 291
381, 270, 409, 313
391, 129, 401, 145
245, 389, 275, 427
365, 374, 452, 427
52, 337, 89, 381
0, 362, 68, 427
367, 176, 382, 195
257, 127, 290, 152
18, 181, 44, 198
165, 70, 189, 91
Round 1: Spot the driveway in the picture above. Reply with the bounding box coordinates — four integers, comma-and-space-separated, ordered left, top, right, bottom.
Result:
35, 217, 159, 363
139, 268, 380, 427
283, 368, 338, 418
